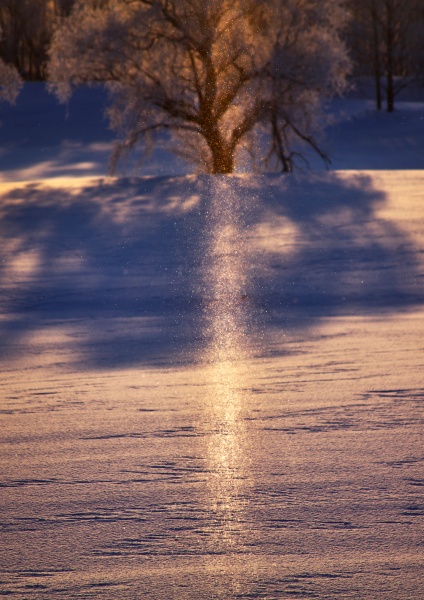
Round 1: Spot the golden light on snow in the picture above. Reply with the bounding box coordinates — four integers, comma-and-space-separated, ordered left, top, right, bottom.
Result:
204, 353, 246, 544
201, 177, 251, 548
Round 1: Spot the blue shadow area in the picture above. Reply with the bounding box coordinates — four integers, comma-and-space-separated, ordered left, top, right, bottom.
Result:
0, 84, 188, 180
0, 174, 423, 368
0, 84, 113, 178
236, 174, 424, 325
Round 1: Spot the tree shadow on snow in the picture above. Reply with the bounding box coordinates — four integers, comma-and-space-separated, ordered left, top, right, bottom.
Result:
0, 173, 422, 369
238, 173, 424, 327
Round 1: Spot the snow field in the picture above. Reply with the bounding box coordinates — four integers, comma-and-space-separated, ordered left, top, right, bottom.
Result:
0, 169, 423, 598
0, 84, 424, 597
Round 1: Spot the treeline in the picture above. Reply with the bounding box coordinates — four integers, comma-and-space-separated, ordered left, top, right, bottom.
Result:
0, 0, 74, 81
346, 0, 424, 111
1, 0, 423, 109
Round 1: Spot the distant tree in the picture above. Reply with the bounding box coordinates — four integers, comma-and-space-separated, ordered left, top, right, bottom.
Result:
48, 0, 351, 174
347, 0, 424, 111
0, 26, 22, 103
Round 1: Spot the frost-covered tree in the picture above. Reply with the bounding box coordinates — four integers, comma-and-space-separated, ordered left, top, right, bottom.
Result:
0, 58, 22, 103
0, 26, 22, 103
48, 0, 351, 174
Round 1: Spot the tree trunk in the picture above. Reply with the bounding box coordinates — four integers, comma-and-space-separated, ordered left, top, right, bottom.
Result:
371, 2, 382, 110
271, 114, 293, 172
205, 129, 235, 174
374, 71, 382, 111
211, 150, 234, 174
386, 71, 394, 112
385, 0, 395, 112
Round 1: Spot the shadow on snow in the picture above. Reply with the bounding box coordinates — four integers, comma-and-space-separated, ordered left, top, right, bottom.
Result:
0, 173, 422, 369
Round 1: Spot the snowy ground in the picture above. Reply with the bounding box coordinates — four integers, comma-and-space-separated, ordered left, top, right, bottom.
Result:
0, 85, 423, 598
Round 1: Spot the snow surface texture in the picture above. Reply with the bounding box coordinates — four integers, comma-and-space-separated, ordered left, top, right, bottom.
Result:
0, 85, 423, 598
